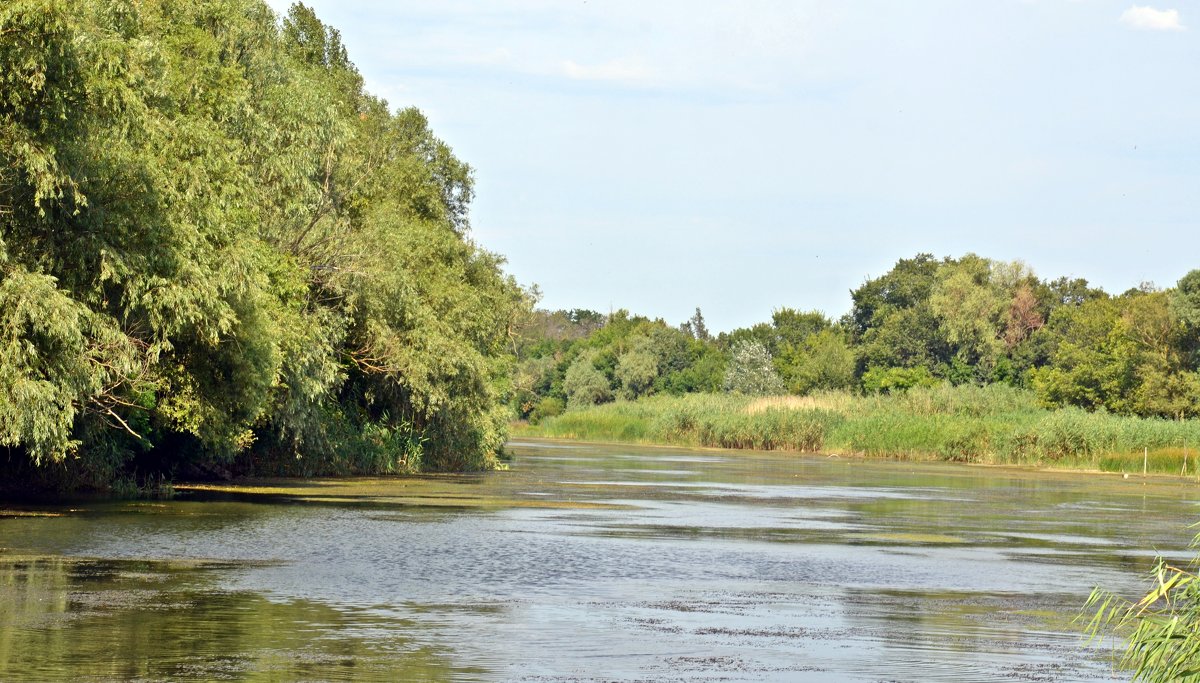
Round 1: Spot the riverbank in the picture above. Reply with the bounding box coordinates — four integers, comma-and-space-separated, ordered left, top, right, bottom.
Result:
513, 386, 1200, 476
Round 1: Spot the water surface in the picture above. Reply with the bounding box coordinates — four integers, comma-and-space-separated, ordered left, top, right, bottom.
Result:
2, 439, 1197, 681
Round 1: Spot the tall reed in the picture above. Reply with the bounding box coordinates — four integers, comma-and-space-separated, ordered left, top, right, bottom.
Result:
518, 386, 1200, 474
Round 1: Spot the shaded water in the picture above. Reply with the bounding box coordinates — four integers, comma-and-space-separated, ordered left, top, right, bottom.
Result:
2, 439, 1198, 681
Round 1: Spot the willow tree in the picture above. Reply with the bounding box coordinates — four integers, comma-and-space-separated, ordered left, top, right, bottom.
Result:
0, 0, 527, 487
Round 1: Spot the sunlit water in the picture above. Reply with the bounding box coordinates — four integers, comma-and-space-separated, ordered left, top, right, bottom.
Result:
2, 439, 1198, 681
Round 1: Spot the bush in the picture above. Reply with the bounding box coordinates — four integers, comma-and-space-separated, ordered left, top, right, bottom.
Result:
529, 397, 565, 425
861, 366, 939, 393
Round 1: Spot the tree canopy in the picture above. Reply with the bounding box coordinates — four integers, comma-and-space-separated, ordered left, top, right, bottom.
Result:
513, 257, 1200, 424
0, 0, 528, 488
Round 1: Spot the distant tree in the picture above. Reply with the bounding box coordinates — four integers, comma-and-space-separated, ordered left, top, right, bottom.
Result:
527, 396, 565, 425
782, 329, 856, 394
850, 254, 952, 379
511, 355, 558, 419
717, 323, 778, 355
848, 253, 943, 338
1029, 290, 1200, 418
722, 341, 785, 395
568, 309, 608, 335
563, 351, 613, 409
929, 256, 1006, 373
1031, 298, 1132, 412
1123, 291, 1200, 418
658, 343, 726, 394
771, 308, 832, 348
1132, 364, 1200, 420
1171, 270, 1200, 329
856, 306, 949, 375
1004, 283, 1044, 349
1043, 276, 1107, 309
616, 336, 659, 399
680, 307, 710, 341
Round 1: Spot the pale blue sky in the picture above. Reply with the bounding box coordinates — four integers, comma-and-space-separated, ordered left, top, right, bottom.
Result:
266, 0, 1198, 332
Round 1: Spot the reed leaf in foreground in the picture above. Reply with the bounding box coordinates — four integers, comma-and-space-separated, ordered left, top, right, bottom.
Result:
1083, 533, 1200, 682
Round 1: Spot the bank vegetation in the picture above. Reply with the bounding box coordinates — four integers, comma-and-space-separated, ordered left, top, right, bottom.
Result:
518, 385, 1200, 475
1, 1, 529, 491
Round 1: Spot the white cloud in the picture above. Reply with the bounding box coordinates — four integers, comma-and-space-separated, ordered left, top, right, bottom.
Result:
1120, 5, 1185, 31
561, 58, 654, 85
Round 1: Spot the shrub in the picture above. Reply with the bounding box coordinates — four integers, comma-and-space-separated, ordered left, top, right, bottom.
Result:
529, 397, 565, 425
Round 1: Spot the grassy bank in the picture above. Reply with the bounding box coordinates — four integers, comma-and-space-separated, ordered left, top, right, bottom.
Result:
514, 386, 1200, 475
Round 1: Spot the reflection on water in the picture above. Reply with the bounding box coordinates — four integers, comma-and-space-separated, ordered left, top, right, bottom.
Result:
1, 439, 1196, 681
0, 556, 464, 681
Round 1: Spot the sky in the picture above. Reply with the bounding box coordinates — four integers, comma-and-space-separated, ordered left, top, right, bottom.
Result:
265, 0, 1197, 332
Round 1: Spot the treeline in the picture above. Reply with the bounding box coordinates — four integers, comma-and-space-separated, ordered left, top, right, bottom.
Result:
513, 254, 1200, 422
0, 1, 528, 490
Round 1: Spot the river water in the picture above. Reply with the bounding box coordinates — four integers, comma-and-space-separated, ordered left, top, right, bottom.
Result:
2, 439, 1197, 681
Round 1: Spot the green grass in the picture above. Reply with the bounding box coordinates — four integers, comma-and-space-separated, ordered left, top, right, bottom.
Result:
515, 385, 1200, 475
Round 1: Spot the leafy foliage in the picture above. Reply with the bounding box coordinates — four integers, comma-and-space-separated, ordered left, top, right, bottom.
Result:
722, 341, 785, 395
0, 0, 527, 489
563, 350, 613, 409
513, 255, 1199, 427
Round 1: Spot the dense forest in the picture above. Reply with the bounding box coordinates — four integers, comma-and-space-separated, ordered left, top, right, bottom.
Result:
0, 1, 529, 490
513, 254, 1200, 424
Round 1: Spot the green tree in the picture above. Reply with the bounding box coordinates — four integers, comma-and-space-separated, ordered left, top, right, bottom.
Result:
782, 329, 856, 394
1171, 270, 1200, 330
1031, 298, 1133, 412
849, 254, 952, 379
616, 336, 659, 399
1031, 290, 1199, 419
0, 0, 529, 486
564, 350, 613, 409
681, 307, 710, 341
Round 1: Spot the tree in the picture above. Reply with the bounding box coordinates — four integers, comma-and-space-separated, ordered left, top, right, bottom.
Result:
1004, 283, 1044, 349
1171, 270, 1200, 330
857, 306, 949, 375
681, 307, 710, 341
782, 329, 856, 394
0, 0, 530, 486
772, 308, 833, 344
1031, 298, 1133, 412
1031, 290, 1200, 418
722, 341, 785, 395
849, 254, 952, 380
1043, 276, 1107, 308
929, 256, 1006, 373
563, 350, 613, 408
616, 336, 658, 399
848, 253, 943, 338
860, 365, 938, 393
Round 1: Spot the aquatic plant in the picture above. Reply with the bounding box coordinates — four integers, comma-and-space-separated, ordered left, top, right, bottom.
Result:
1084, 531, 1200, 682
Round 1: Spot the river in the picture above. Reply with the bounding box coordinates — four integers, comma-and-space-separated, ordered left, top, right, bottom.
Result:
2, 439, 1196, 681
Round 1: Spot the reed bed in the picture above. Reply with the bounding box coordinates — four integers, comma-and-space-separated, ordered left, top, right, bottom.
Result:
517, 386, 1200, 475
